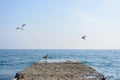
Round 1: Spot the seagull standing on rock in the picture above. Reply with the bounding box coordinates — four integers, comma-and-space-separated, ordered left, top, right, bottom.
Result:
42, 54, 48, 62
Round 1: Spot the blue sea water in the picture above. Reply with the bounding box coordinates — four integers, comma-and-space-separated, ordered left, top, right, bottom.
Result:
0, 49, 120, 80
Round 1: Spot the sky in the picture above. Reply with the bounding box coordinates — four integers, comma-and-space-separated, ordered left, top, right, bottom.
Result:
0, 0, 120, 49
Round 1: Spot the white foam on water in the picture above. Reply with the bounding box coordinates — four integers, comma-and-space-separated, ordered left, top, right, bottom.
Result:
39, 59, 80, 63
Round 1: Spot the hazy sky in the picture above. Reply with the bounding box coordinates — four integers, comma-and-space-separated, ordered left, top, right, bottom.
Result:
0, 0, 120, 49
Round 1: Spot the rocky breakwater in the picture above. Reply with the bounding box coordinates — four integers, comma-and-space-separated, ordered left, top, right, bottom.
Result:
13, 61, 108, 80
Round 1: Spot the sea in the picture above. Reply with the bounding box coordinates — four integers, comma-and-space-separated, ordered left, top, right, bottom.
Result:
0, 49, 120, 80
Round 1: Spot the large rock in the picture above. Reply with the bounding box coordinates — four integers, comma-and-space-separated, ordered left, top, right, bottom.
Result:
13, 61, 108, 80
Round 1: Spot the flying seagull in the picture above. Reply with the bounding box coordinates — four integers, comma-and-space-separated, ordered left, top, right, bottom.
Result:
82, 35, 87, 40
16, 24, 26, 30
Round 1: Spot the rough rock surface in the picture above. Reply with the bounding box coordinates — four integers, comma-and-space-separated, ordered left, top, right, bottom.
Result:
13, 61, 107, 80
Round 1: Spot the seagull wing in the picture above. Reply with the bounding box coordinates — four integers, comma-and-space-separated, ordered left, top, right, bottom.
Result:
82, 35, 87, 39
83, 35, 86, 38
16, 27, 20, 30
22, 24, 26, 27
43, 54, 48, 58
